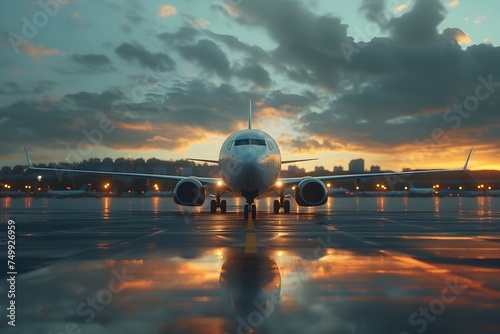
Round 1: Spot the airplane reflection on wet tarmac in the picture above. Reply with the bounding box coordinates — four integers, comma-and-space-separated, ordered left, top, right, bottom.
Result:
2, 197, 500, 334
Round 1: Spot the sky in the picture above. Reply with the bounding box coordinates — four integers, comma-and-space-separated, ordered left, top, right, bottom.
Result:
0, 0, 499, 171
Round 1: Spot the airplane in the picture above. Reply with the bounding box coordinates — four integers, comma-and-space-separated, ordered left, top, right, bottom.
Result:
48, 183, 90, 197
407, 182, 436, 197
327, 188, 350, 196
23, 103, 474, 219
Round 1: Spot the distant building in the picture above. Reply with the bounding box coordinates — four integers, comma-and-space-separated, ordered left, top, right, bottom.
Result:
288, 165, 305, 176
370, 165, 381, 172
333, 165, 344, 172
314, 166, 326, 173
349, 159, 365, 173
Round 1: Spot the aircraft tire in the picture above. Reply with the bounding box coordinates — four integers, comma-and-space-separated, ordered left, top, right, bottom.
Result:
244, 204, 249, 219
273, 200, 280, 213
284, 200, 290, 213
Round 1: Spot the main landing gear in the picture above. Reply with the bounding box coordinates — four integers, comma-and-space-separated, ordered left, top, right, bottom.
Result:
273, 190, 290, 214
244, 203, 257, 220
210, 194, 227, 214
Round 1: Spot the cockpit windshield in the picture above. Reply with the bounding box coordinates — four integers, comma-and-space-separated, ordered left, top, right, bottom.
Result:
234, 138, 267, 146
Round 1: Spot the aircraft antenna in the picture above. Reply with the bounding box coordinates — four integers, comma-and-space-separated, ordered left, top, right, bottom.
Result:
248, 100, 252, 129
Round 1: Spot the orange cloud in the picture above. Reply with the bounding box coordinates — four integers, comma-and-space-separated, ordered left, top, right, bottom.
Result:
448, 0, 459, 8
20, 43, 60, 62
394, 1, 411, 13
157, 4, 177, 18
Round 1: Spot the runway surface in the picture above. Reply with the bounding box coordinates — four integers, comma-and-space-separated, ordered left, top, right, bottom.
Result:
1, 196, 500, 334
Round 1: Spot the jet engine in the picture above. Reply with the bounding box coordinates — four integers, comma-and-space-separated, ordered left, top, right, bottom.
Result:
173, 178, 206, 206
294, 178, 328, 206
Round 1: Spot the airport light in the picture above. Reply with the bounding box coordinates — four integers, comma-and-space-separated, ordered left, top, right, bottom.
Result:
404, 186, 408, 190
37, 175, 42, 182
217, 180, 223, 187
276, 181, 283, 187
292, 186, 296, 191
355, 186, 360, 190
459, 186, 463, 190
326, 183, 331, 188
488, 186, 492, 190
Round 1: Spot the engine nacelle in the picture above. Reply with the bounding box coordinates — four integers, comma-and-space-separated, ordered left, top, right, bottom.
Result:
173, 178, 206, 206
294, 178, 328, 206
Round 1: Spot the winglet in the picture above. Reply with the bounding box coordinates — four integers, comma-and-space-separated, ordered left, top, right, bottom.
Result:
24, 146, 34, 169
248, 100, 252, 129
463, 147, 473, 170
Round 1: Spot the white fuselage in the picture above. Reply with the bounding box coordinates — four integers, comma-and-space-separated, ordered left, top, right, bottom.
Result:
219, 129, 281, 202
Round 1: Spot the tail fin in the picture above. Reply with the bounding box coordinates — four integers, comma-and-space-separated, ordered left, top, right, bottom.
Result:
248, 100, 252, 129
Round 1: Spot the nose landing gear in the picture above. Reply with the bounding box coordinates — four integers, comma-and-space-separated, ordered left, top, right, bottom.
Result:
244, 203, 256, 219
273, 190, 290, 214
210, 194, 227, 213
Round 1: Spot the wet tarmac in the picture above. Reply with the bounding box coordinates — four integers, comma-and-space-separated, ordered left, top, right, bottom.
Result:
1, 196, 500, 334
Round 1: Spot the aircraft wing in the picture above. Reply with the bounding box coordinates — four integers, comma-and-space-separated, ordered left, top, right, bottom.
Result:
23, 147, 219, 185
281, 158, 318, 164
279, 147, 474, 186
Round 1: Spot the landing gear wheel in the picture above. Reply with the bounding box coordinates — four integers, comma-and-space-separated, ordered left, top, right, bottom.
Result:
251, 204, 257, 219
273, 200, 280, 214
244, 204, 249, 219
220, 200, 227, 213
210, 200, 217, 213
284, 200, 290, 213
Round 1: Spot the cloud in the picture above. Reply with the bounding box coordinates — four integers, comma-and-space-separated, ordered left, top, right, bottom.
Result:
115, 42, 175, 71
68, 54, 115, 73
158, 26, 200, 44
234, 0, 352, 89
19, 43, 60, 62
178, 39, 231, 78
448, 0, 459, 8
441, 28, 471, 45
389, 0, 446, 45
235, 62, 271, 87
359, 0, 387, 24
473, 15, 486, 24
394, 1, 412, 13
224, 0, 500, 163
191, 18, 210, 28
0, 80, 56, 96
0, 80, 262, 158
157, 4, 177, 18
